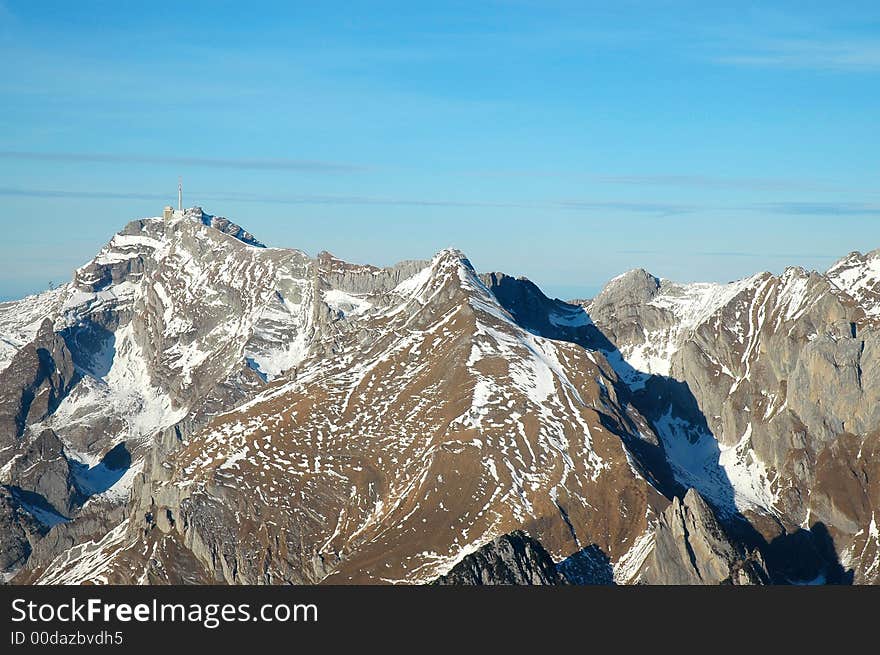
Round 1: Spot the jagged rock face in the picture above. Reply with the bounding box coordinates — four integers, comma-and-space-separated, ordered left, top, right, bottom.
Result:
0, 319, 76, 446
0, 488, 45, 578
0, 211, 307, 583
2, 207, 879, 586
94, 250, 667, 585
638, 489, 768, 585
0, 289, 67, 374
7, 212, 651, 584
433, 531, 566, 585
477, 272, 595, 345
3, 429, 79, 516
583, 258, 880, 583
810, 432, 880, 582
0, 320, 81, 563
1, 209, 436, 582
192, 208, 265, 248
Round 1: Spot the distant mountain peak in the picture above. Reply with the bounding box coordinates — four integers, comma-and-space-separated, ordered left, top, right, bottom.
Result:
594, 267, 661, 305
3, 211, 880, 586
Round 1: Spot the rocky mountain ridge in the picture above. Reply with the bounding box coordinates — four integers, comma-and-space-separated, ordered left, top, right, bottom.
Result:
1, 207, 878, 585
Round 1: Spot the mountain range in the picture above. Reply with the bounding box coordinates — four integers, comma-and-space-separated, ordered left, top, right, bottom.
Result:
1, 207, 878, 585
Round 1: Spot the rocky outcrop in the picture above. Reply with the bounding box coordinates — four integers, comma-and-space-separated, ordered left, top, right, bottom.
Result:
190, 208, 266, 248
0, 321, 78, 581
315, 251, 428, 295
0, 319, 76, 448
73, 229, 149, 294
21, 499, 125, 575
433, 532, 566, 585
0, 488, 44, 578
3, 429, 78, 516
578, 258, 880, 582
640, 489, 769, 585
478, 273, 589, 340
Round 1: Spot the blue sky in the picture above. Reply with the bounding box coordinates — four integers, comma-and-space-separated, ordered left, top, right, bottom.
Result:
0, 1, 878, 301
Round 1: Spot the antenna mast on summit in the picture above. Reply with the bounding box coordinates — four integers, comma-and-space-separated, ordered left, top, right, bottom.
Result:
178, 176, 183, 212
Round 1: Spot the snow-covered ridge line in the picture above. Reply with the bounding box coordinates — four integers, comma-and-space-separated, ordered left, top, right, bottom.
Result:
5, 204, 880, 585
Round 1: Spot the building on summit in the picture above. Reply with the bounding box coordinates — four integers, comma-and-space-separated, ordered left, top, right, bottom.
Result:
163, 177, 183, 221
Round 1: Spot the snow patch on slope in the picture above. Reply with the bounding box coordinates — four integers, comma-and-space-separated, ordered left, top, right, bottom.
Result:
827, 250, 880, 316
654, 409, 778, 516
718, 424, 780, 513
613, 529, 654, 584
0, 286, 67, 371
48, 322, 185, 444
650, 275, 762, 335
323, 289, 373, 317
36, 520, 133, 585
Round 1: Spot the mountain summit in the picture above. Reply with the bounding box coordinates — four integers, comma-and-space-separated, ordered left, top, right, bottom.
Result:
1, 209, 878, 585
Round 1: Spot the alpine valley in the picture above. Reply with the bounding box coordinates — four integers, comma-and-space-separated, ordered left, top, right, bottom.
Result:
2, 207, 878, 586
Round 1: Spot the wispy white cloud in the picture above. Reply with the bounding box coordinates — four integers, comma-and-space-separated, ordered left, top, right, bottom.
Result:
0, 186, 532, 209
0, 187, 167, 201
618, 248, 837, 260
0, 186, 697, 214
2, 187, 877, 219
193, 190, 529, 209
0, 151, 365, 173
555, 200, 697, 216
748, 201, 880, 216
715, 37, 880, 72
456, 169, 863, 194
590, 173, 850, 193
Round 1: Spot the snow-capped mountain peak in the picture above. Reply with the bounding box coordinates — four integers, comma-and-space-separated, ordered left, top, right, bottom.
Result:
3, 210, 880, 587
